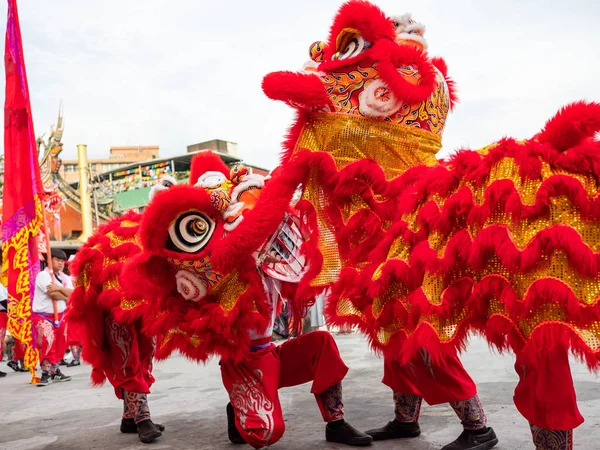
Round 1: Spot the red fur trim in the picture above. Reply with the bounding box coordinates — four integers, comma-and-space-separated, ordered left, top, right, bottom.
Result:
323, 0, 395, 61
280, 109, 311, 164
430, 56, 458, 110
318, 104, 600, 366
520, 323, 600, 371
189, 151, 230, 186
369, 41, 437, 105
537, 101, 600, 152
262, 71, 332, 109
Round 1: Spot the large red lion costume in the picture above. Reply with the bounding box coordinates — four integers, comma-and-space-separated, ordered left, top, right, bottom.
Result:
262, 0, 600, 447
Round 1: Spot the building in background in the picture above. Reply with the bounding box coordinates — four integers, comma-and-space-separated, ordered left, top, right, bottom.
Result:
187, 139, 237, 157
52, 140, 269, 241
59, 145, 160, 183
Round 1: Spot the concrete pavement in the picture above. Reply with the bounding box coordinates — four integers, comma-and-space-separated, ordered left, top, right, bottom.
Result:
1, 334, 599, 450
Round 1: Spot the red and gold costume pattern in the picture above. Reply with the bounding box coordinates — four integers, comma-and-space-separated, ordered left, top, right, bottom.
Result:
67, 211, 156, 394
69, 152, 302, 366
263, 0, 600, 446
261, 0, 457, 309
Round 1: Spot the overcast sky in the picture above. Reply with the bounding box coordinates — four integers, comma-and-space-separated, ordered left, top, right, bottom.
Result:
1, 0, 599, 170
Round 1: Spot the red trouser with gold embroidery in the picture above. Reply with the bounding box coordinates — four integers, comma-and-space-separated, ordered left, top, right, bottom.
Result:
221, 331, 349, 449
102, 316, 155, 399
33, 313, 67, 366
383, 350, 477, 405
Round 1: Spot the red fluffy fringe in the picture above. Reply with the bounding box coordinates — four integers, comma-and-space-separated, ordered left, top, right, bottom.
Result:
279, 101, 600, 371
189, 151, 230, 185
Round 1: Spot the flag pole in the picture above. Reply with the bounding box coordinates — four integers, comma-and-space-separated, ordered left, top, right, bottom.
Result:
41, 208, 59, 326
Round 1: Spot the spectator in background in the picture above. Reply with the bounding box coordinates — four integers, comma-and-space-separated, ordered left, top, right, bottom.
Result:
32, 248, 73, 386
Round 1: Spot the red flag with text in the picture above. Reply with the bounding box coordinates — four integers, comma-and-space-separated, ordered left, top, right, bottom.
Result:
1, 0, 45, 377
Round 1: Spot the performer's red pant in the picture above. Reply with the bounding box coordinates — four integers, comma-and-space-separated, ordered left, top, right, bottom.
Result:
102, 316, 155, 399
33, 313, 67, 366
12, 336, 25, 360
221, 331, 348, 449
514, 347, 583, 431
66, 319, 84, 347
383, 350, 477, 405
0, 312, 6, 356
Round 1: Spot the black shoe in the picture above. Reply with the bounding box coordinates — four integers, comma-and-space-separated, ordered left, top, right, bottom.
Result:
0, 371, 6, 378
365, 419, 421, 440
441, 427, 499, 450
137, 419, 162, 444
51, 369, 72, 382
227, 402, 246, 444
326, 420, 373, 446
66, 360, 80, 367
58, 360, 67, 366
37, 372, 52, 387
120, 418, 165, 433
7, 360, 21, 372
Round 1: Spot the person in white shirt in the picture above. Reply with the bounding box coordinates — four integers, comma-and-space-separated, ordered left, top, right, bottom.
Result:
32, 248, 74, 386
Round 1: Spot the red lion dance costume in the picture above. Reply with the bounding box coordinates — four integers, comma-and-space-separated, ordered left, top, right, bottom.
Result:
261, 1, 600, 449
70, 152, 372, 448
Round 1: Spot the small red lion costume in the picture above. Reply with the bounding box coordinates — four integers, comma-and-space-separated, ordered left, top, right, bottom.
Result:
68, 152, 300, 371
69, 152, 370, 448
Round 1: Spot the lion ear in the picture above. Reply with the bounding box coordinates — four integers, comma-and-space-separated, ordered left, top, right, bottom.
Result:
120, 253, 176, 302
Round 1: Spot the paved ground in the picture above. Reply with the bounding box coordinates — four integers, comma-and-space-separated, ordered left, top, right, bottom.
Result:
1, 333, 599, 450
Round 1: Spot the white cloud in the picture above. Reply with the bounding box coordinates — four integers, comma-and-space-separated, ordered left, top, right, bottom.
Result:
1, 0, 598, 169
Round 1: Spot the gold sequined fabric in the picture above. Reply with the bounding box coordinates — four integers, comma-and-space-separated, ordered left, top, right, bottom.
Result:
341, 141, 600, 360
296, 114, 441, 288
295, 113, 440, 180
208, 269, 248, 313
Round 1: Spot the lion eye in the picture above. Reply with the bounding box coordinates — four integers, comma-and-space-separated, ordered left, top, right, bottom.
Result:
167, 211, 215, 253
332, 34, 368, 61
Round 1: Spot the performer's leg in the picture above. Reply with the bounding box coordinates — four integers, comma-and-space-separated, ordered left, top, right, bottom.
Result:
120, 388, 165, 436
67, 345, 82, 365
49, 321, 71, 382
122, 391, 134, 420
366, 356, 424, 440
124, 390, 151, 424
368, 350, 498, 449
530, 425, 573, 450
0, 315, 5, 377
7, 338, 27, 372
135, 320, 156, 390
413, 351, 498, 450
34, 317, 56, 386
221, 348, 285, 449
276, 331, 373, 446
104, 316, 161, 443
514, 347, 580, 450
122, 389, 162, 443
0, 313, 6, 358
66, 320, 83, 366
